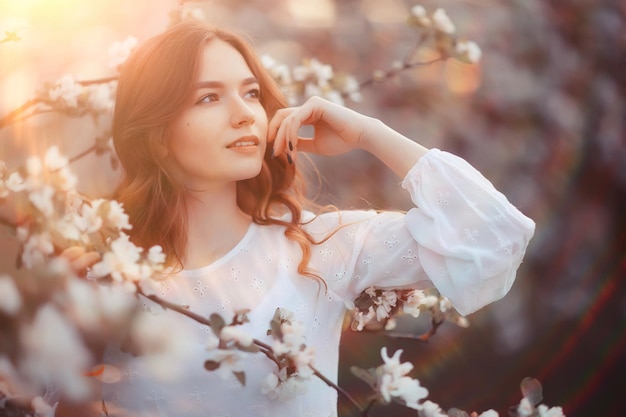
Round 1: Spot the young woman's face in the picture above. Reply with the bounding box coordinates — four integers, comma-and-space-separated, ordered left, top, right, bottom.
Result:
168, 39, 268, 190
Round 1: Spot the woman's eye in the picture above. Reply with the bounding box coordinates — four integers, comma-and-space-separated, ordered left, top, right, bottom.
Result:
244, 88, 260, 99
197, 93, 219, 104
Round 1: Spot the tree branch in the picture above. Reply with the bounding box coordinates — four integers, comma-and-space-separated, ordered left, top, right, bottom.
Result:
311, 365, 370, 416
0, 99, 41, 129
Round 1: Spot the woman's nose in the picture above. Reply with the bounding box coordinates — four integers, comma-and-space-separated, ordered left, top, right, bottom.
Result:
230, 97, 256, 127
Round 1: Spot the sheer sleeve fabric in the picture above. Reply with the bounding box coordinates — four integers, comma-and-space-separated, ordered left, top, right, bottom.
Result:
314, 148, 535, 316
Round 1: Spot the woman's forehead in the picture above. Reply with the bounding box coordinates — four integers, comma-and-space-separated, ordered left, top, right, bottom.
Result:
197, 39, 255, 81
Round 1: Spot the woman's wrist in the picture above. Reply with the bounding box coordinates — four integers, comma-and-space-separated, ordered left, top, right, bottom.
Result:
359, 118, 429, 178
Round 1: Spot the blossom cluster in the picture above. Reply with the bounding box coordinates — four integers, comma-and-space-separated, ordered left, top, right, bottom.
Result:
261, 308, 316, 399
0, 146, 166, 414
354, 353, 564, 417
347, 287, 469, 333
262, 55, 362, 107
408, 5, 482, 64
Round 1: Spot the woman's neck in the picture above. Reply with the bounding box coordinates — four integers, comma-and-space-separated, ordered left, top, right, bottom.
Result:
182, 183, 252, 270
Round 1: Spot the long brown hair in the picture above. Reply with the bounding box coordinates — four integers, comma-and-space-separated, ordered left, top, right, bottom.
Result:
113, 21, 322, 282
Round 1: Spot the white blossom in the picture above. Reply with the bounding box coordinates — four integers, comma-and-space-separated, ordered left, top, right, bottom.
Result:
419, 400, 447, 417
261, 54, 292, 85
205, 333, 220, 351
410, 5, 431, 28
62, 278, 136, 331
261, 369, 307, 401
31, 396, 58, 417
28, 185, 55, 216
130, 310, 194, 380
44, 146, 68, 171
291, 345, 315, 378
108, 36, 138, 68
380, 347, 413, 380
455, 40, 482, 64
86, 82, 116, 112
0, 275, 22, 315
275, 374, 307, 400
324, 89, 344, 106
90, 233, 142, 281
220, 325, 253, 347
432, 8, 456, 34
354, 306, 376, 331
478, 410, 499, 417
204, 349, 248, 380
102, 199, 132, 230
261, 372, 279, 396
342, 75, 362, 102
21, 232, 55, 268
48, 75, 83, 108
537, 404, 565, 417
517, 397, 534, 416
403, 289, 426, 317
72, 201, 104, 234
181, 7, 206, 21
19, 304, 91, 400
6, 171, 26, 191
377, 347, 428, 409
147, 245, 165, 266
371, 290, 397, 321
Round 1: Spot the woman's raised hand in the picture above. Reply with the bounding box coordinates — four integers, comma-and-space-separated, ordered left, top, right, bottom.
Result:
268, 96, 429, 177
268, 96, 374, 159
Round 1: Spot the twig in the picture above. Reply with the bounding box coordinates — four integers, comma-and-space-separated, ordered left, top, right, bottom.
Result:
357, 56, 446, 91
0, 99, 40, 129
137, 285, 370, 414
311, 365, 370, 416
79, 76, 117, 86
68, 144, 98, 165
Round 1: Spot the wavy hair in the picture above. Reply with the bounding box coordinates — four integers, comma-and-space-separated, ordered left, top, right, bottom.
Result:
113, 21, 323, 283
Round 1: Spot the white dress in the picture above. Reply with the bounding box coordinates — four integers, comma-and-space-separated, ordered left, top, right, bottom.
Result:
100, 149, 535, 417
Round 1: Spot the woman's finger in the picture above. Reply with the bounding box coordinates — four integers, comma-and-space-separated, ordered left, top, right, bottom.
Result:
70, 252, 102, 276
60, 246, 86, 262
268, 107, 293, 154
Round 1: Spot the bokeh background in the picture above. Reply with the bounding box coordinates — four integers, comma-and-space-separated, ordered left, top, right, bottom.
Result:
1, 0, 624, 416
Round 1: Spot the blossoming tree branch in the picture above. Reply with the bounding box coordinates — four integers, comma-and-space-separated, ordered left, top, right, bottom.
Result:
0, 4, 563, 417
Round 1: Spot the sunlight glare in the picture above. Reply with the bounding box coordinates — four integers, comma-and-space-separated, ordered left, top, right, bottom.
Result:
286, 0, 336, 28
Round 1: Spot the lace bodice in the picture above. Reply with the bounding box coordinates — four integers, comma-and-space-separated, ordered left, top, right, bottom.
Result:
101, 149, 535, 417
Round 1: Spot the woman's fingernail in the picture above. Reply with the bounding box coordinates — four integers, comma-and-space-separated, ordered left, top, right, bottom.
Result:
288, 141, 293, 151
287, 154, 293, 165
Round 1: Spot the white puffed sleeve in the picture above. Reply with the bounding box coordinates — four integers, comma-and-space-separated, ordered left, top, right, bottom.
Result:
400, 148, 535, 315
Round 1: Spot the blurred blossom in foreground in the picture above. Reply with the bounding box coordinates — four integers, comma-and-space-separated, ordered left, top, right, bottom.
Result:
20, 304, 92, 400
108, 36, 138, 69
432, 8, 456, 34
455, 40, 482, 64
0, 275, 22, 315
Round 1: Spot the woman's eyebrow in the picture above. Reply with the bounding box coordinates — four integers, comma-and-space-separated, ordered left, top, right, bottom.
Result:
195, 77, 259, 89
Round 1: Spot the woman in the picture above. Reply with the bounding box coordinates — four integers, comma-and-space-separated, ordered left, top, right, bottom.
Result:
70, 21, 535, 416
